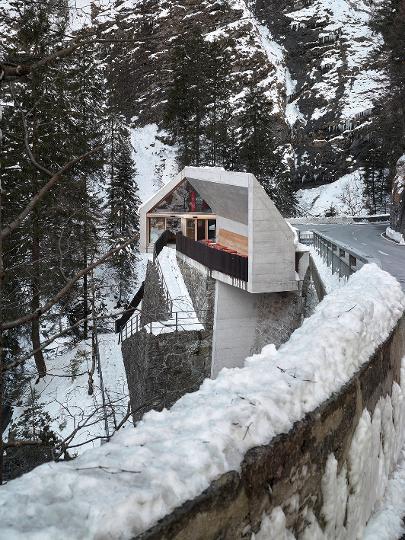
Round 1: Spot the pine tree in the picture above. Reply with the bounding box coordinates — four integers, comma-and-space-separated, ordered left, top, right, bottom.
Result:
165, 34, 235, 168
106, 130, 140, 305
1, 0, 105, 372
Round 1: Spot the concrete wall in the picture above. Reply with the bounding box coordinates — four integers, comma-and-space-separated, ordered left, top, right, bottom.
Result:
211, 282, 258, 377
248, 177, 297, 293
211, 281, 306, 378
138, 316, 405, 540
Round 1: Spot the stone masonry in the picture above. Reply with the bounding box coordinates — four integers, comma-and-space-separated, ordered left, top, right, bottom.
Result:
137, 315, 405, 539
122, 257, 215, 423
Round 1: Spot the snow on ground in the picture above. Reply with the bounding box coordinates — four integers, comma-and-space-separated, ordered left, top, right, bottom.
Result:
0, 264, 403, 539
9, 330, 129, 457
386, 227, 405, 246
131, 124, 178, 203
296, 170, 366, 217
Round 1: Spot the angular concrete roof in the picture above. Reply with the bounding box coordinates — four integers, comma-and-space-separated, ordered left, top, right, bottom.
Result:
139, 166, 299, 293
139, 166, 250, 219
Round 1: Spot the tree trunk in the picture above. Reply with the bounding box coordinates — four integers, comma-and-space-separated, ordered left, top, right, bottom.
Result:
390, 155, 405, 236
83, 188, 88, 340
31, 196, 46, 379
0, 179, 5, 484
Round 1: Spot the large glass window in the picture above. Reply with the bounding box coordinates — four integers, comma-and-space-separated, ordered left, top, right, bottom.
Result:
208, 219, 216, 240
197, 219, 205, 241
150, 180, 212, 213
186, 219, 195, 239
166, 217, 181, 236
149, 217, 166, 243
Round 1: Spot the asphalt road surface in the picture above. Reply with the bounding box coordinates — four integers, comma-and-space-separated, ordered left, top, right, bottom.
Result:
295, 222, 405, 290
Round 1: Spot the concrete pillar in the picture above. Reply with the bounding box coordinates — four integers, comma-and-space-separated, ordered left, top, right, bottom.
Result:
211, 281, 259, 377
211, 281, 306, 378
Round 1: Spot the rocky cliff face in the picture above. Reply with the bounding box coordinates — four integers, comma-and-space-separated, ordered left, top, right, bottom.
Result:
96, 0, 389, 202
100, 0, 287, 129
258, 0, 388, 186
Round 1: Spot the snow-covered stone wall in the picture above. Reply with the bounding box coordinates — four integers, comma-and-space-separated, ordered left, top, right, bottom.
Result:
0, 265, 404, 539
138, 266, 405, 539
141, 324, 405, 539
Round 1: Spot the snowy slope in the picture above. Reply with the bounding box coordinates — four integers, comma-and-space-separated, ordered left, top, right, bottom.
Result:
131, 124, 178, 203
9, 330, 129, 457
296, 171, 366, 217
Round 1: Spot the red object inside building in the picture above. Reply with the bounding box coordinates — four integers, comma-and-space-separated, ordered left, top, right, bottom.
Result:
190, 191, 196, 212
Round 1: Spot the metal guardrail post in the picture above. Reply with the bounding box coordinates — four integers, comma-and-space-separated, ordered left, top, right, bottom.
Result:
312, 230, 369, 282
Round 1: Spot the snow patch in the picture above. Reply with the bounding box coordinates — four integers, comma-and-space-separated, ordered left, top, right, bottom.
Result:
386, 227, 405, 246
296, 171, 366, 217
131, 124, 178, 203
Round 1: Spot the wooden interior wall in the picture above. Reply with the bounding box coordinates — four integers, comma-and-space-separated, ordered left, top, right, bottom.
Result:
217, 228, 248, 255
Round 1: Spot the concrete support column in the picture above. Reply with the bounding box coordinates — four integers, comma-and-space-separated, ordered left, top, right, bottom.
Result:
211, 281, 259, 377
211, 281, 306, 378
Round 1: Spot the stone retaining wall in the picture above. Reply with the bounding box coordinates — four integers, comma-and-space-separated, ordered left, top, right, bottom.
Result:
122, 328, 212, 423
122, 257, 215, 423
140, 260, 171, 327
138, 315, 405, 539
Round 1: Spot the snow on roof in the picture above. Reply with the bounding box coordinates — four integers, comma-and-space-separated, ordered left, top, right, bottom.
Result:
0, 265, 404, 539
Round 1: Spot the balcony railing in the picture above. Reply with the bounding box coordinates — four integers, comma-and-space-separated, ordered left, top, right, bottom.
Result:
176, 232, 248, 282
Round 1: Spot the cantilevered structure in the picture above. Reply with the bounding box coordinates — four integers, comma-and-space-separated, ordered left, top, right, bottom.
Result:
140, 167, 305, 294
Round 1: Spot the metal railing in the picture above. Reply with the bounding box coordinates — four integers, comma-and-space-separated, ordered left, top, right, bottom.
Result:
176, 232, 248, 282
119, 307, 210, 343
298, 231, 314, 245
115, 282, 145, 334
154, 255, 174, 315
311, 231, 368, 279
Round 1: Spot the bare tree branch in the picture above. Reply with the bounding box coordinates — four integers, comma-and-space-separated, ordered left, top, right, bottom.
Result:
19, 105, 53, 177
1, 234, 138, 330
115, 402, 132, 431
0, 145, 102, 241
0, 35, 88, 81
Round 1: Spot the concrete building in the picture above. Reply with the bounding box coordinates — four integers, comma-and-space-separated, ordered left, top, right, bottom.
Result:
136, 167, 309, 377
